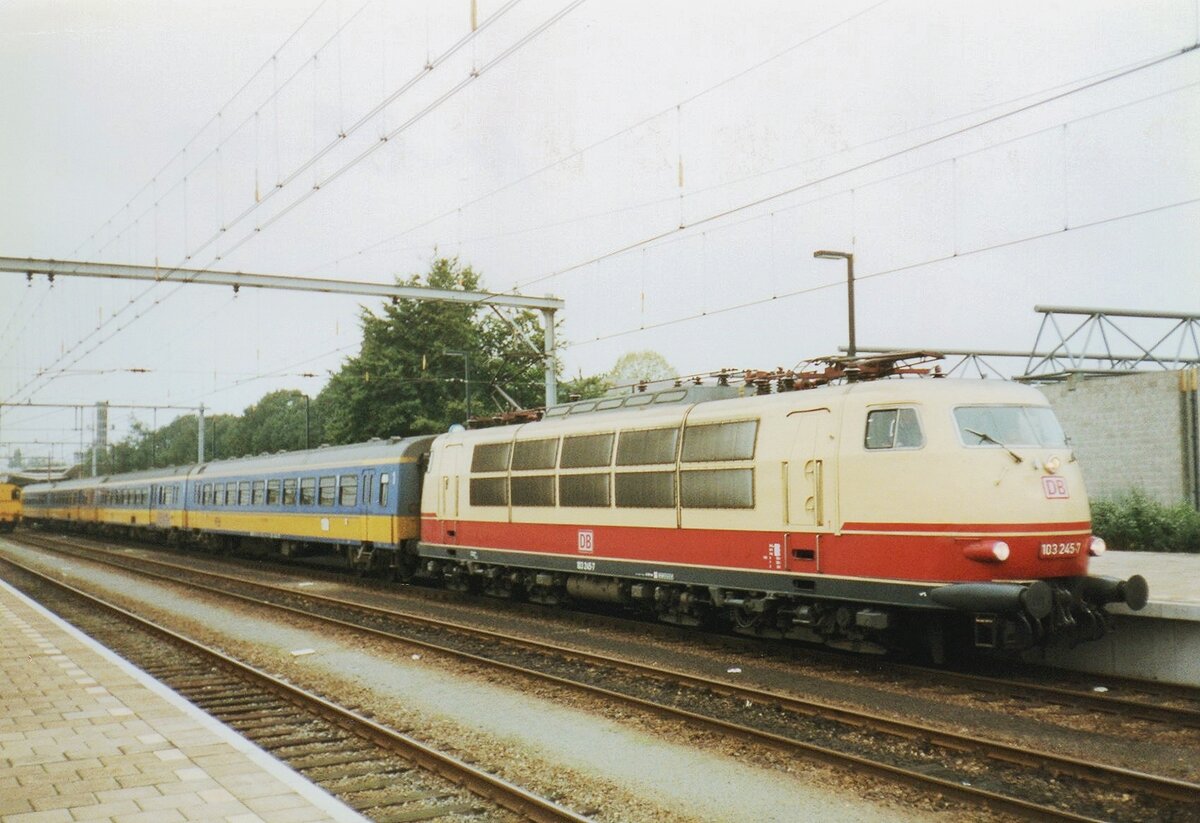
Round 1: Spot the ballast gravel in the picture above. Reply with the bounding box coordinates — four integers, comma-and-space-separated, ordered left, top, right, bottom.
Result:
4, 542, 941, 823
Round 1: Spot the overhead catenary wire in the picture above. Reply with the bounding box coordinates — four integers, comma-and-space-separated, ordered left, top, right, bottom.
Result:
564, 196, 1200, 350
506, 43, 1200, 294
72, 0, 337, 261
2, 0, 540, 405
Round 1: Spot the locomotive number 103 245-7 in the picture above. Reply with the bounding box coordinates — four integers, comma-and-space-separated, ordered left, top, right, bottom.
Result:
1040, 541, 1082, 558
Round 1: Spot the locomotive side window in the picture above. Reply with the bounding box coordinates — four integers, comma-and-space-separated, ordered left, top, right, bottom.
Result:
511, 475, 555, 507
512, 438, 558, 470
865, 408, 924, 450
680, 468, 754, 509
283, 478, 297, 505
681, 420, 758, 462
616, 428, 678, 466
470, 476, 509, 507
472, 442, 512, 473
300, 477, 316, 505
559, 473, 610, 507
615, 471, 675, 508
561, 433, 615, 468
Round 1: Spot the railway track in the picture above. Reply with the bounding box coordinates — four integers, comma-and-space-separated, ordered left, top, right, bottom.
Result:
40, 529, 1200, 732
9, 532, 1200, 822
0, 552, 591, 823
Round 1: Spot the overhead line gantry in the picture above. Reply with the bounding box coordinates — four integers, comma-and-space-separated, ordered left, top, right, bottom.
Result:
1, 256, 565, 407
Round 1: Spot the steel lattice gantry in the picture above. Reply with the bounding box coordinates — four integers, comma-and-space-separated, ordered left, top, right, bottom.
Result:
0, 256, 565, 407
1023, 306, 1200, 378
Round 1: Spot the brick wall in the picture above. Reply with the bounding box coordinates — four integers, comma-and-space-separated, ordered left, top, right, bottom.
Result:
1037, 370, 1199, 506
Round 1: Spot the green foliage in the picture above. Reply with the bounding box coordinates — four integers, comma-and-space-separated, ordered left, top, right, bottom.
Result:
316, 257, 548, 442
607, 349, 676, 391
83, 390, 326, 472
1091, 490, 1200, 553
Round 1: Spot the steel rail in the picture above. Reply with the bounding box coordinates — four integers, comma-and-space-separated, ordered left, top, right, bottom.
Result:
14, 533, 1200, 819
0, 551, 590, 823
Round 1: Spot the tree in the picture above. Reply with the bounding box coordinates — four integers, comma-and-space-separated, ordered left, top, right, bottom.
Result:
10, 448, 22, 469
606, 350, 676, 392
237, 390, 323, 455
317, 257, 549, 443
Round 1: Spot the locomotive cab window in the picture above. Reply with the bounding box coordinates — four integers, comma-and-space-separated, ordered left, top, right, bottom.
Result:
954, 405, 1067, 448
864, 408, 924, 450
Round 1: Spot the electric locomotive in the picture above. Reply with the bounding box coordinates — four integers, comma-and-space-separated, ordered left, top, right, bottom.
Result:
418, 367, 1147, 656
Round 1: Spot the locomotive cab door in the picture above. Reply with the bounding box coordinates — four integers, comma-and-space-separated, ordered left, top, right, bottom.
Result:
437, 444, 462, 544
784, 407, 836, 571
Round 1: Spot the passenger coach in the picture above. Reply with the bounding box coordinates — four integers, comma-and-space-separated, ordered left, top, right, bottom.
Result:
24, 437, 435, 573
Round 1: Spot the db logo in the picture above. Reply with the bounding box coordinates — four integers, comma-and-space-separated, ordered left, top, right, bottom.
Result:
577, 530, 595, 553
1042, 477, 1070, 499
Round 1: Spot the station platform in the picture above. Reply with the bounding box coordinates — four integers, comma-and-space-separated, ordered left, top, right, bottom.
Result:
1031, 550, 1200, 686
0, 578, 364, 823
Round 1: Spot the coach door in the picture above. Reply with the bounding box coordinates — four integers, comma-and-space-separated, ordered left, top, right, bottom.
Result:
438, 444, 463, 544
360, 469, 376, 542
785, 407, 835, 571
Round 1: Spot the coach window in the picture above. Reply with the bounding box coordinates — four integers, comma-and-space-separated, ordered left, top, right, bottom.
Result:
252, 480, 265, 505
267, 479, 281, 505
339, 475, 358, 507
300, 477, 316, 506
282, 478, 297, 505
865, 408, 924, 450
318, 476, 336, 507
238, 482, 252, 506
378, 473, 390, 507
202, 484, 212, 505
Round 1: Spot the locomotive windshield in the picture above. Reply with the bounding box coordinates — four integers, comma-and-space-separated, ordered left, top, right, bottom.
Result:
954, 405, 1067, 448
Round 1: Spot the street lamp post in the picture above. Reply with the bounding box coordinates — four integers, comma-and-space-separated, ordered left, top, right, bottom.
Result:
813, 250, 856, 358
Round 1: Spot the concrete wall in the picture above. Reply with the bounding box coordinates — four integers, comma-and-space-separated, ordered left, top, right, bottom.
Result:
1036, 369, 1200, 507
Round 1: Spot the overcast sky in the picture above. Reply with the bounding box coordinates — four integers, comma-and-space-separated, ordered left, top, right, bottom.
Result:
1, 0, 1198, 464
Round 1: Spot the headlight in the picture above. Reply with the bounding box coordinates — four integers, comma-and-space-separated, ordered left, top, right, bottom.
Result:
963, 540, 1010, 563
1089, 536, 1107, 557
1044, 456, 1061, 474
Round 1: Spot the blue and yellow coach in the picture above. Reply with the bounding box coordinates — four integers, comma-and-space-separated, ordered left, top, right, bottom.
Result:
23, 435, 436, 574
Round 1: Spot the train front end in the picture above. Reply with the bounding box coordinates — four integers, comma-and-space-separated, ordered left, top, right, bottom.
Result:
838, 379, 1147, 652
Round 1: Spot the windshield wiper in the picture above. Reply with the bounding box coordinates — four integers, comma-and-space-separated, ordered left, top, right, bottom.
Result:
964, 428, 1024, 464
